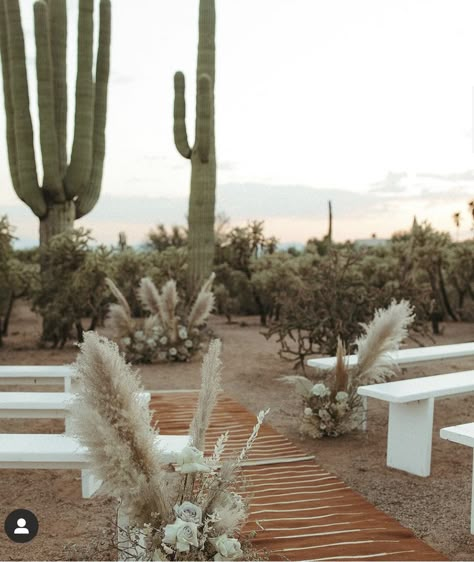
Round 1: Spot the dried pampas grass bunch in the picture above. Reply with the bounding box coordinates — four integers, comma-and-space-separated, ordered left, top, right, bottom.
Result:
106, 274, 215, 364
71, 332, 268, 561
282, 299, 415, 438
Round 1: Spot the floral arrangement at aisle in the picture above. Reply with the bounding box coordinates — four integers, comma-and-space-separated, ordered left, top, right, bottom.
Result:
105, 274, 215, 363
282, 300, 415, 438
71, 332, 268, 561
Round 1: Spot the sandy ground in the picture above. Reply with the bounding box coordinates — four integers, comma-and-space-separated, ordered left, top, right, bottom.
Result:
0, 301, 473, 560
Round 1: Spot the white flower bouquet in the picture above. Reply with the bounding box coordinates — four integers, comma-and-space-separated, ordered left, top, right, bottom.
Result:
71, 333, 268, 561
282, 300, 415, 438
106, 274, 214, 363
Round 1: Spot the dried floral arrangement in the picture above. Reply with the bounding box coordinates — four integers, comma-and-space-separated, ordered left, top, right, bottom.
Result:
105, 274, 215, 363
71, 332, 268, 561
282, 300, 415, 438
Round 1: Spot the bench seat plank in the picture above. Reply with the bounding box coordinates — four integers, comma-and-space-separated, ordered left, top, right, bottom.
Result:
0, 366, 73, 387
440, 422, 474, 448
358, 370, 474, 403
0, 434, 189, 468
307, 342, 474, 370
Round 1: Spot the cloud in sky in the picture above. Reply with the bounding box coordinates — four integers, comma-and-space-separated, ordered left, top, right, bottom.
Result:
5, 181, 472, 248
1, 0, 474, 245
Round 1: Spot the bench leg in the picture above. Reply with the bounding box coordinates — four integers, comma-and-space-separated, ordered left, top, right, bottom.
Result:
361, 396, 368, 431
386, 398, 434, 477
81, 469, 102, 498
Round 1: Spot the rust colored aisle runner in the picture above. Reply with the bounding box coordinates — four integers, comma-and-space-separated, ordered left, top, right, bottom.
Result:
150, 392, 447, 561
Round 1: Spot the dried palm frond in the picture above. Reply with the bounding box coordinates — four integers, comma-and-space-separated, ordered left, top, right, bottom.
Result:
279, 375, 313, 397
138, 277, 165, 328
333, 337, 348, 394
105, 278, 131, 317
187, 274, 215, 331
189, 339, 223, 452
356, 299, 415, 384
160, 280, 178, 340
70, 332, 172, 526
107, 303, 134, 336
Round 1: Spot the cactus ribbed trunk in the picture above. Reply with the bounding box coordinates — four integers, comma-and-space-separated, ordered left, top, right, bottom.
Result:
173, 0, 216, 294
0, 0, 111, 241
39, 200, 75, 245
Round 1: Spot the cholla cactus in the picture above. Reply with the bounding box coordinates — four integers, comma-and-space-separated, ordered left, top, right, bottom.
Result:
0, 0, 111, 244
106, 274, 215, 363
282, 300, 415, 438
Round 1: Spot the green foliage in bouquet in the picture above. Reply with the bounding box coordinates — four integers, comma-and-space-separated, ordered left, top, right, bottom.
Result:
71, 334, 268, 560
106, 274, 215, 363
282, 300, 415, 438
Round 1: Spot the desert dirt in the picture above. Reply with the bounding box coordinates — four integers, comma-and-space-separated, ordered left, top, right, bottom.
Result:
0, 300, 473, 561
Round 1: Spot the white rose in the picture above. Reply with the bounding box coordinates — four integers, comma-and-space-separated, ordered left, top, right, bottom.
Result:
304, 407, 313, 416
158, 351, 167, 361
178, 327, 188, 340
212, 534, 243, 561
135, 342, 144, 352
121, 337, 131, 346
160, 336, 168, 345
174, 501, 202, 525
135, 330, 145, 341
177, 446, 211, 474
163, 518, 198, 553
146, 338, 155, 347
311, 383, 330, 398
169, 347, 177, 356
335, 391, 349, 402
184, 339, 193, 348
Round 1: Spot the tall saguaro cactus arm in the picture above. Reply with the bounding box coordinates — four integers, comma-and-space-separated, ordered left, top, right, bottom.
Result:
76, 0, 111, 219
196, 74, 211, 163
65, 0, 94, 198
1, 0, 46, 217
173, 71, 191, 159
48, 0, 68, 177
34, 0, 63, 200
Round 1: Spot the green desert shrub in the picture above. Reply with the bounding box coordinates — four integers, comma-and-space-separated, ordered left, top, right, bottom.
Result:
263, 248, 383, 370
33, 229, 112, 347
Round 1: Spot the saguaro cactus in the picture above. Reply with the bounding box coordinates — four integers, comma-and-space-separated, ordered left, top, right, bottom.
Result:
173, 0, 216, 293
0, 0, 111, 245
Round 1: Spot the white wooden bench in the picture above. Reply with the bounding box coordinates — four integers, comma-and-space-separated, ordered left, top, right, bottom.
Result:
440, 422, 474, 533
307, 342, 474, 370
0, 366, 74, 389
0, 391, 151, 433
358, 370, 474, 476
0, 433, 189, 498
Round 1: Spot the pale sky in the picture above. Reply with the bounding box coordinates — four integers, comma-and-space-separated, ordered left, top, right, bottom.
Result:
1, 0, 474, 246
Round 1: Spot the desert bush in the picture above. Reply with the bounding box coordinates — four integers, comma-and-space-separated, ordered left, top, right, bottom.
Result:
106, 274, 214, 363
146, 223, 187, 251
263, 248, 383, 370
282, 300, 414, 438
33, 229, 112, 347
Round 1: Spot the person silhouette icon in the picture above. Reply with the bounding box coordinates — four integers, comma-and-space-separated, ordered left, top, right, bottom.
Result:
13, 518, 29, 535
4, 509, 38, 543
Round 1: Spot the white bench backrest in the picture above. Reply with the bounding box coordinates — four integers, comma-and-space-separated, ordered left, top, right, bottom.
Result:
358, 370, 474, 403
307, 342, 474, 370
